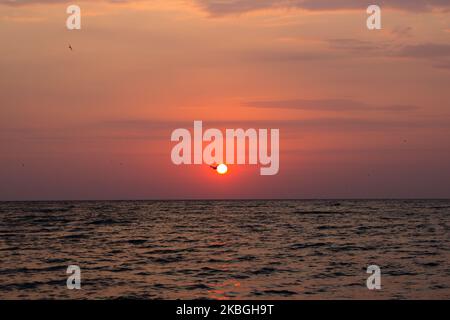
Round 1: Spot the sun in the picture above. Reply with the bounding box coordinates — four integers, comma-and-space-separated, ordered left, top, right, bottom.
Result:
216, 164, 228, 175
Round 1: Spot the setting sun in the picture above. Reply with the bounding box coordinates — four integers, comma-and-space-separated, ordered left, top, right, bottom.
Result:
217, 164, 228, 175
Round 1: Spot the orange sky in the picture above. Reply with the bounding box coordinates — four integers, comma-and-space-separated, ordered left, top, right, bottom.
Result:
1, 0, 449, 200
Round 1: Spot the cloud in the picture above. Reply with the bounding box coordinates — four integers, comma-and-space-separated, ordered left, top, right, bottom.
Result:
327, 40, 450, 59
393, 43, 450, 70
3, 0, 449, 12
242, 49, 336, 62
293, 0, 449, 11
1, 0, 78, 5
326, 38, 388, 57
244, 99, 420, 113
1, 15, 46, 22
95, 115, 450, 135
0, 119, 175, 143
433, 61, 450, 70
192, 0, 450, 16
390, 26, 414, 38
3, 115, 448, 147
0, 0, 134, 6
395, 43, 450, 58
326, 39, 450, 70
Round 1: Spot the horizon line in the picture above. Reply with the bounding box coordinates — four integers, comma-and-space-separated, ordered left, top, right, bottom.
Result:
1, 198, 450, 203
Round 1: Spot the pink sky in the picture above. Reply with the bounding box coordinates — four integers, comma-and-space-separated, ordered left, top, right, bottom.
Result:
1, 0, 449, 200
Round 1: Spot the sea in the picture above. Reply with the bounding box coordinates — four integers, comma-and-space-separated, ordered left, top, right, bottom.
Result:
0, 200, 449, 299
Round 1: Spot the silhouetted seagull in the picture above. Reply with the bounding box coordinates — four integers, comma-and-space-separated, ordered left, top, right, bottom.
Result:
68, 44, 73, 51
210, 165, 218, 170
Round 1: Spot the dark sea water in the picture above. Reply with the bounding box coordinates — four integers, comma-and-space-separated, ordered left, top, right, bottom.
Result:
0, 200, 449, 300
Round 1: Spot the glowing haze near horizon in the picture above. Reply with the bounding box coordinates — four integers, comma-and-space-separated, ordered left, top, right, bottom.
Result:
0, 0, 449, 200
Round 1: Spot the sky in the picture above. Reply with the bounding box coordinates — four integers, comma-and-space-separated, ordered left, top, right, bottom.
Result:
0, 0, 449, 200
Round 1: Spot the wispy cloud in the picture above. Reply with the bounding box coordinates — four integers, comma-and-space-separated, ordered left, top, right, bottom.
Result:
0, 0, 130, 6
244, 99, 420, 113
395, 43, 450, 58
242, 49, 337, 62
390, 26, 414, 38
192, 0, 450, 16
326, 39, 450, 70
3, 0, 449, 12
1, 15, 46, 22
393, 43, 450, 70
96, 115, 450, 134
433, 61, 450, 69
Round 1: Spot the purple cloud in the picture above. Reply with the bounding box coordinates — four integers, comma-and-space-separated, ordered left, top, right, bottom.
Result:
193, 0, 450, 15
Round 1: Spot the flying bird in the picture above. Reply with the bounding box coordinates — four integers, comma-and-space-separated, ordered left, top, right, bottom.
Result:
68, 44, 73, 51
